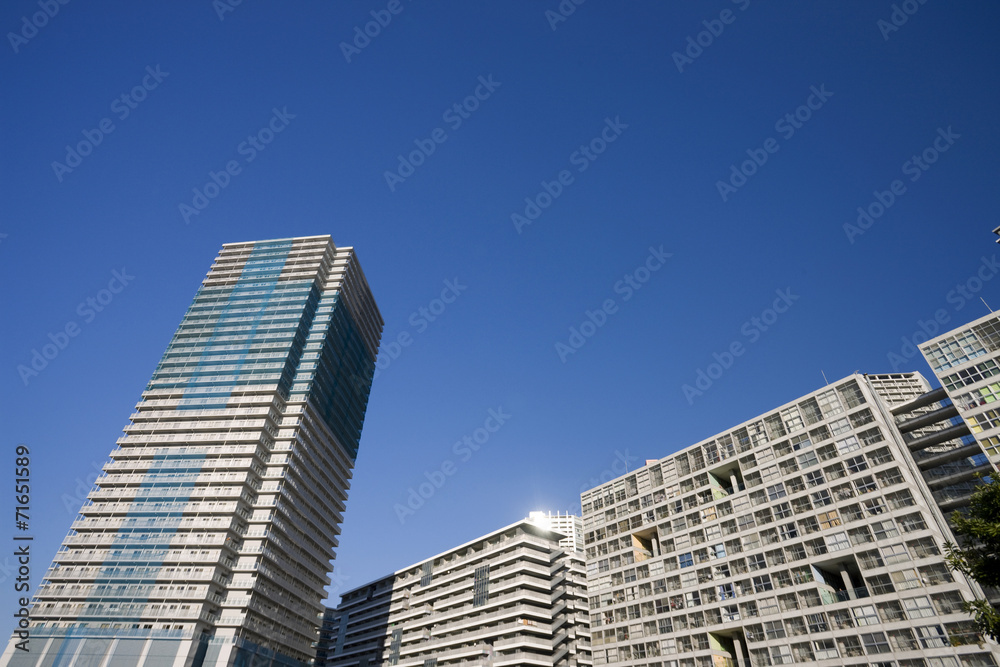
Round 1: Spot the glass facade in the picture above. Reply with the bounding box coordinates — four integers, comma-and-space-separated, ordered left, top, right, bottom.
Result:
3, 236, 382, 667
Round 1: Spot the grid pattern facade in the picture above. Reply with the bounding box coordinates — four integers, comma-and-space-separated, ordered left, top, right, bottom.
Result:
3, 236, 382, 667
322, 520, 592, 667
580, 374, 1000, 667
920, 311, 1000, 463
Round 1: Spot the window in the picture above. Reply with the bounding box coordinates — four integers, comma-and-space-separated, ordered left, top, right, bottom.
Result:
867, 447, 894, 465
871, 520, 898, 540
770, 645, 793, 665
764, 620, 786, 639
918, 563, 953, 585
878, 600, 906, 622
799, 516, 820, 534
903, 596, 935, 619
766, 483, 787, 501
804, 470, 825, 487
876, 468, 904, 487
898, 513, 927, 534
817, 510, 841, 529
718, 582, 735, 600
811, 490, 833, 507
915, 625, 948, 648
881, 543, 910, 564
710, 543, 726, 559
861, 632, 891, 654
824, 462, 847, 480
866, 574, 895, 595
748, 553, 767, 571
797, 451, 819, 469
853, 605, 880, 626
857, 549, 884, 569
830, 417, 852, 435
806, 612, 828, 632
837, 436, 862, 454
758, 597, 779, 615
854, 476, 878, 494
863, 497, 887, 515
813, 639, 838, 660
778, 523, 799, 540
848, 525, 873, 545
752, 574, 774, 592
773, 502, 792, 519
845, 455, 868, 474
931, 591, 966, 615
826, 532, 850, 551
679, 552, 693, 568
473, 564, 490, 606
837, 635, 864, 657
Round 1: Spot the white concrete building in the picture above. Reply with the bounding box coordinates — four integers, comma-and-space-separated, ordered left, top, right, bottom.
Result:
320, 517, 592, 667
581, 373, 999, 667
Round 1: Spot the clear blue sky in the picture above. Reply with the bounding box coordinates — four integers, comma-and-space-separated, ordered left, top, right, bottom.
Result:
2, 1, 999, 623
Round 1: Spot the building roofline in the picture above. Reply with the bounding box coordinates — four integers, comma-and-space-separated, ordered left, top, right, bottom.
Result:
331, 518, 571, 602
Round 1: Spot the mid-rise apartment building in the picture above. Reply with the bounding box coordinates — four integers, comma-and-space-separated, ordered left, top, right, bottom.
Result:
581, 373, 999, 667
320, 516, 592, 667
2, 236, 383, 667
919, 310, 1000, 467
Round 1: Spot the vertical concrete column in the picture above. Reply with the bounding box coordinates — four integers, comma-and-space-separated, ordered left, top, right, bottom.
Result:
840, 568, 856, 599
733, 637, 746, 667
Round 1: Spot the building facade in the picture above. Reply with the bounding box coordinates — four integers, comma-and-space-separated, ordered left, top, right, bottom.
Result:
528, 512, 585, 554
2, 236, 383, 667
320, 517, 592, 667
919, 310, 1000, 468
581, 373, 999, 667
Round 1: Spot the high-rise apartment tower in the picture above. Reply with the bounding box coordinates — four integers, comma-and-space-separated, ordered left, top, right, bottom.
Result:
3, 236, 383, 667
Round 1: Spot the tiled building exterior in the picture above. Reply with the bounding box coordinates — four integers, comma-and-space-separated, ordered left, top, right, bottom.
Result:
2, 236, 383, 667
321, 518, 592, 667
581, 374, 999, 667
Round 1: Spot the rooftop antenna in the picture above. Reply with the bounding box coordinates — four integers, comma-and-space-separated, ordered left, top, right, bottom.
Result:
821, 369, 830, 385
981, 297, 994, 313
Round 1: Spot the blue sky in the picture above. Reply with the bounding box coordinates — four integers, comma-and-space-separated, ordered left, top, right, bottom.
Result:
2, 0, 999, 622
